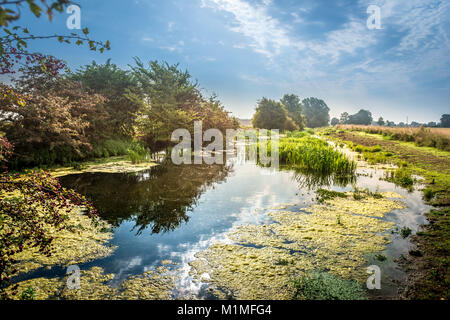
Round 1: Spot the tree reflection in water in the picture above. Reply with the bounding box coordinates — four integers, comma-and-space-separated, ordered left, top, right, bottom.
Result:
59, 158, 233, 234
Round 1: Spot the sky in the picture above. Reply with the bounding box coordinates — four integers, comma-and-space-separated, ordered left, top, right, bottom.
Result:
8, 0, 450, 123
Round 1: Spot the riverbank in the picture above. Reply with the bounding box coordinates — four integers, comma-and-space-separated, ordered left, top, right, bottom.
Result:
49, 156, 158, 178
323, 128, 450, 300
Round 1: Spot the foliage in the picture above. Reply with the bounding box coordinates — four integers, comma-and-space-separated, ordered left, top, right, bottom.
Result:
270, 136, 356, 175
302, 97, 330, 128
386, 167, 414, 189
286, 130, 310, 139
0, 0, 110, 76
293, 271, 366, 300
0, 65, 107, 168
316, 188, 347, 203
69, 60, 141, 138
400, 227, 412, 238
131, 59, 237, 148
127, 143, 150, 164
330, 117, 339, 126
252, 97, 297, 131
280, 94, 306, 130
20, 287, 36, 300
0, 138, 97, 299
345, 109, 373, 125
440, 114, 450, 128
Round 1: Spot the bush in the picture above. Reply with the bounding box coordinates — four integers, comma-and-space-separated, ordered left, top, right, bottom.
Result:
127, 143, 150, 164
293, 271, 366, 300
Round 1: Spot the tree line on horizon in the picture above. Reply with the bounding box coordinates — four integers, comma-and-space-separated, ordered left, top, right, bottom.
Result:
331, 111, 450, 128
251, 95, 331, 130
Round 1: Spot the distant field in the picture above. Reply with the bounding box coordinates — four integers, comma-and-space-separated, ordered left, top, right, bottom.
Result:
336, 125, 450, 151
238, 118, 253, 127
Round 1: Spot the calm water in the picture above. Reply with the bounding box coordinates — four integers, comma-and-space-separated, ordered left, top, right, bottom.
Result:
20, 153, 430, 299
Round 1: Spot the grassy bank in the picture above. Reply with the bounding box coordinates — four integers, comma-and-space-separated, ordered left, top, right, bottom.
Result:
322, 127, 450, 299
336, 125, 450, 152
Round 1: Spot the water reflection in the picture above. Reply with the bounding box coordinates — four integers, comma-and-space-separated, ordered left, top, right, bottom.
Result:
59, 159, 233, 234
286, 166, 356, 190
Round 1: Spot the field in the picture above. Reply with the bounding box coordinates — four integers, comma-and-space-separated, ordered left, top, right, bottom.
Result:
336, 125, 450, 151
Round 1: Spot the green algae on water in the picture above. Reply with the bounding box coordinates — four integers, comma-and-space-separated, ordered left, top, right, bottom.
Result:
189, 192, 406, 300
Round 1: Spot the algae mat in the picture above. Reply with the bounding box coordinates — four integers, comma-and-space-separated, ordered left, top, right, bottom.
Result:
189, 192, 405, 300
50, 157, 158, 177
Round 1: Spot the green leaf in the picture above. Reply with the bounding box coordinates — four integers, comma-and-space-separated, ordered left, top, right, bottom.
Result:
28, 2, 43, 18
82, 28, 89, 35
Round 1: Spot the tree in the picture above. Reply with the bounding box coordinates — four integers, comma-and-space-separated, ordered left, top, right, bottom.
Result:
377, 117, 385, 126
386, 120, 396, 127
330, 117, 339, 126
347, 109, 373, 125
440, 114, 450, 128
131, 59, 237, 148
252, 97, 294, 130
339, 112, 349, 124
302, 97, 330, 128
70, 60, 142, 138
280, 94, 306, 130
0, 65, 107, 167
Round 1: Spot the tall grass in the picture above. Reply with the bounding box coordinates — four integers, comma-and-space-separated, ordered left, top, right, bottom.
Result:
266, 136, 356, 175
127, 143, 151, 164
337, 125, 450, 151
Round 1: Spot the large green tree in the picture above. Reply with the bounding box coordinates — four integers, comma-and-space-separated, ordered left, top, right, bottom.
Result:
302, 97, 330, 128
252, 97, 295, 130
280, 94, 306, 130
347, 109, 373, 125
130, 59, 237, 148
70, 60, 141, 138
440, 114, 450, 128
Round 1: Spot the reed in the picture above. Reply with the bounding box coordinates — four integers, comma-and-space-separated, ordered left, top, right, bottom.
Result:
266, 136, 357, 175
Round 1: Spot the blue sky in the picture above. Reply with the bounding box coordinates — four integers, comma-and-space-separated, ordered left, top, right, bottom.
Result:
10, 0, 450, 122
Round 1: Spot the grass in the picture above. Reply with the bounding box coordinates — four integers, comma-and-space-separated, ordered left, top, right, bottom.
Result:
127, 143, 151, 164
337, 125, 450, 151
293, 271, 366, 300
316, 188, 347, 203
326, 127, 450, 300
272, 136, 357, 176
400, 227, 412, 238
385, 167, 415, 189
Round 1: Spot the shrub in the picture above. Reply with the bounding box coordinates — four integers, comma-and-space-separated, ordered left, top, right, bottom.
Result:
127, 143, 150, 164
293, 271, 366, 300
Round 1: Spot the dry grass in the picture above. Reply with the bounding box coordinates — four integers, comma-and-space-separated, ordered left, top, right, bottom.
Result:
336, 125, 450, 151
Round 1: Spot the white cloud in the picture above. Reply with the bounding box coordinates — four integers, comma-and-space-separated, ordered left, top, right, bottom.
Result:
201, 0, 292, 58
